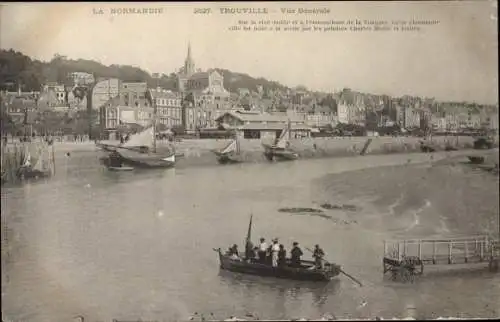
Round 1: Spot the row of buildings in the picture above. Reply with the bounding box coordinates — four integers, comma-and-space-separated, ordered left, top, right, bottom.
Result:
1, 43, 498, 138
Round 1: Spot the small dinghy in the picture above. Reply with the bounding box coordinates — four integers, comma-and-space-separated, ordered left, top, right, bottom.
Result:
468, 156, 485, 164
107, 166, 134, 172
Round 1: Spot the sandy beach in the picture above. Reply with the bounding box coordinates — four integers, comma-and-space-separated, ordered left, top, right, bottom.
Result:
313, 150, 500, 239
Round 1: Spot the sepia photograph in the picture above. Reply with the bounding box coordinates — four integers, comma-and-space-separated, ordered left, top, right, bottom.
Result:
1, 1, 499, 321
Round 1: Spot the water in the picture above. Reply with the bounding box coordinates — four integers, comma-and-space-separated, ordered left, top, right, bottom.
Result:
2, 151, 499, 321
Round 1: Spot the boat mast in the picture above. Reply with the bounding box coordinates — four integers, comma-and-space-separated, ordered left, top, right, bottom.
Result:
288, 118, 291, 141
235, 131, 240, 154
245, 214, 253, 248
152, 88, 157, 153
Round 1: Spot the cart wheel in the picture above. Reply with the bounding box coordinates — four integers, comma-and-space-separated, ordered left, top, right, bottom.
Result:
398, 265, 410, 283
391, 267, 398, 281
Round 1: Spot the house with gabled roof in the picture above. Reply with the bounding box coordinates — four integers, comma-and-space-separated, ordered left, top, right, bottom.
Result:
215, 110, 311, 140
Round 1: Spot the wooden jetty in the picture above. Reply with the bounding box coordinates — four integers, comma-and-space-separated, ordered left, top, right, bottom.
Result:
383, 236, 500, 282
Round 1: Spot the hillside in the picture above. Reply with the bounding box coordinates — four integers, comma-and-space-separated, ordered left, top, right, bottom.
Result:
0, 49, 291, 96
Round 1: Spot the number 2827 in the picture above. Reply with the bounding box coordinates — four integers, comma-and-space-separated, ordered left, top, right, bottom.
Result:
194, 8, 211, 14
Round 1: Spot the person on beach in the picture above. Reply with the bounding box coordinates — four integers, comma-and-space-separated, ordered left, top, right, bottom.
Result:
313, 244, 325, 269
290, 242, 303, 267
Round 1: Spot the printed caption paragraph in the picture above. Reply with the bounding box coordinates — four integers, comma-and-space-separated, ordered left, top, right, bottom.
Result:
229, 19, 440, 32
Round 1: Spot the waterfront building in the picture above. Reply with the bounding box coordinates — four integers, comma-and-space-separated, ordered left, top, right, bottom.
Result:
100, 99, 154, 133
431, 116, 447, 132
42, 82, 66, 104
68, 72, 95, 86
337, 89, 366, 125
215, 110, 311, 139
92, 78, 121, 110
305, 105, 336, 127
403, 106, 421, 129
149, 88, 183, 128
176, 43, 231, 130
1, 93, 37, 124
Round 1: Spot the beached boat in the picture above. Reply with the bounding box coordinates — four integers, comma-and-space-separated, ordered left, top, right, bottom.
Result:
214, 215, 341, 282
212, 135, 243, 164
467, 156, 485, 164
16, 148, 53, 180
473, 136, 494, 150
97, 92, 176, 169
98, 127, 176, 169
262, 122, 299, 162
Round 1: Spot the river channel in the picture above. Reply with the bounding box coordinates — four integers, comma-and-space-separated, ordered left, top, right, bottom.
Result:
1, 150, 499, 321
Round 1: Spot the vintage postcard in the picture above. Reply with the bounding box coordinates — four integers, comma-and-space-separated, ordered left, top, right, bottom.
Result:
1, 1, 499, 321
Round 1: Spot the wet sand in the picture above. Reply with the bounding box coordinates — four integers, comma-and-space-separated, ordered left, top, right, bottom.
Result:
313, 151, 499, 239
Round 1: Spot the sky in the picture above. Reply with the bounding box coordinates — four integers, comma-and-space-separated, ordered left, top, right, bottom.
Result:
0, 1, 498, 104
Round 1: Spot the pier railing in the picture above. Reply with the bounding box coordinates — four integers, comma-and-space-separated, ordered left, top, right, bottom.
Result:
383, 235, 499, 265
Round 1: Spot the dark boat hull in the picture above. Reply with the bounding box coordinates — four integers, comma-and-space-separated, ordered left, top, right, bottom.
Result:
262, 143, 298, 161
99, 149, 175, 169
216, 249, 339, 282
468, 156, 485, 164
119, 156, 175, 169
215, 152, 243, 164
107, 166, 134, 172
16, 167, 51, 180
263, 150, 299, 162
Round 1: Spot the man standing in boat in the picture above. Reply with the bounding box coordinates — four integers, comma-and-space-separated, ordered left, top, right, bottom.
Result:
245, 239, 254, 262
313, 244, 325, 269
271, 238, 280, 267
290, 242, 303, 267
258, 238, 267, 264
278, 244, 287, 267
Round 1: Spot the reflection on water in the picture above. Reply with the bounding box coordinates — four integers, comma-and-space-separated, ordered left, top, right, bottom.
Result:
1, 150, 499, 321
218, 269, 341, 308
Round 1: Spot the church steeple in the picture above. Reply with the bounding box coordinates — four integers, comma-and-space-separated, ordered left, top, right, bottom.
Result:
184, 42, 195, 76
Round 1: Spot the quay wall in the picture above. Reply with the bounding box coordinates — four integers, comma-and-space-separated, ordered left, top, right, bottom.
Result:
3, 136, 497, 173
173, 135, 480, 161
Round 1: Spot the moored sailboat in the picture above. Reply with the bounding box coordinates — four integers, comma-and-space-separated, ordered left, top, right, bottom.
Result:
16, 146, 53, 179
212, 133, 243, 164
98, 126, 176, 169
262, 121, 299, 162
97, 88, 176, 169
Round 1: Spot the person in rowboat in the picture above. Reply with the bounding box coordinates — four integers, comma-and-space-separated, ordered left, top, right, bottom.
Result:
271, 238, 280, 267
229, 244, 239, 257
313, 244, 325, 269
290, 242, 303, 268
278, 244, 287, 267
245, 239, 254, 260
258, 238, 267, 264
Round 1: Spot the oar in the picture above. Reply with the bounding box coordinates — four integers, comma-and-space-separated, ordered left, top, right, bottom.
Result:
306, 247, 363, 287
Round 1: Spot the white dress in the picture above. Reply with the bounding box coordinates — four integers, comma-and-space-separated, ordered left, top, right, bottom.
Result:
271, 243, 280, 267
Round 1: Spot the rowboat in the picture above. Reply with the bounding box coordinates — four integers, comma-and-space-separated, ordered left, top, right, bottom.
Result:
214, 215, 341, 282
215, 248, 340, 282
